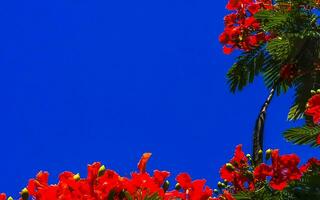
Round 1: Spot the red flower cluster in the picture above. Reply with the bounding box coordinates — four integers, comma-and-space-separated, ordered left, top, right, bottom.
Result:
219, 146, 306, 192
13, 153, 216, 200
173, 173, 213, 200
219, 0, 273, 54
0, 194, 6, 200
212, 191, 235, 200
279, 64, 299, 82
0, 146, 318, 200
300, 157, 320, 173
254, 149, 302, 190
305, 93, 320, 124
219, 145, 254, 191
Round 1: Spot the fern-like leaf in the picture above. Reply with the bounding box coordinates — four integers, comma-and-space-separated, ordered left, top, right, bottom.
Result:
255, 10, 290, 32
283, 125, 320, 146
227, 46, 269, 93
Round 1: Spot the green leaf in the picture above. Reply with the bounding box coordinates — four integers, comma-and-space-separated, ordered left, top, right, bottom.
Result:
287, 105, 304, 120
287, 73, 315, 121
266, 37, 291, 61
144, 192, 162, 200
255, 10, 290, 32
227, 46, 268, 93
233, 192, 252, 200
108, 190, 116, 200
283, 125, 320, 147
286, 173, 320, 199
124, 191, 133, 200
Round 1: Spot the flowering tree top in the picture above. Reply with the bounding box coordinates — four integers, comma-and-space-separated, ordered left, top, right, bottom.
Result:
1, 0, 320, 199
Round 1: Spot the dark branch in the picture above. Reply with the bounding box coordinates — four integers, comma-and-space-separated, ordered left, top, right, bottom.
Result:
252, 84, 276, 165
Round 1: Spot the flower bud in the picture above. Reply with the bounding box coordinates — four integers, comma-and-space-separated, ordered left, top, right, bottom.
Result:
246, 154, 251, 159
213, 189, 219, 195
217, 181, 226, 189
311, 90, 316, 94
119, 189, 126, 199
162, 180, 169, 192
73, 173, 81, 181
98, 165, 106, 177
265, 149, 272, 160
317, 89, 320, 93
258, 149, 263, 155
20, 188, 29, 200
225, 163, 234, 171
7, 197, 13, 200
175, 183, 181, 190
244, 171, 254, 180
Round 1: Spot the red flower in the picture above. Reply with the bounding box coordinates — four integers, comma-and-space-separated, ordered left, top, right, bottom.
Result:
219, 32, 229, 44
300, 157, 320, 173
164, 190, 186, 200
153, 170, 170, 186
280, 64, 298, 82
20, 153, 217, 200
123, 172, 163, 198
0, 193, 6, 200
244, 16, 260, 28
87, 162, 101, 182
305, 94, 320, 124
94, 170, 123, 199
27, 171, 50, 196
137, 152, 152, 173
222, 190, 236, 200
220, 0, 273, 54
213, 191, 236, 200
224, 14, 238, 27
36, 171, 49, 186
254, 163, 272, 181
231, 144, 248, 167
220, 166, 234, 181
270, 150, 302, 190
226, 0, 254, 10
220, 145, 254, 191
248, 3, 262, 14
254, 150, 302, 190
175, 173, 213, 199
176, 173, 193, 190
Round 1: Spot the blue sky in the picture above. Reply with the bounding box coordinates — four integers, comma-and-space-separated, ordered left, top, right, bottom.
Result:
0, 0, 318, 197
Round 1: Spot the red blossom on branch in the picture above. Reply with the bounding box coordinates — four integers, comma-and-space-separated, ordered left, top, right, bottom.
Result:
279, 64, 299, 82
219, 0, 273, 54
219, 145, 254, 191
175, 173, 214, 200
14, 153, 218, 200
0, 146, 318, 199
300, 157, 320, 173
254, 149, 302, 190
137, 153, 152, 173
305, 93, 320, 124
0, 194, 6, 200
212, 191, 236, 200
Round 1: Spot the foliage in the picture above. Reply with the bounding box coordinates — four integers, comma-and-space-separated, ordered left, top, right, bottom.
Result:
216, 146, 320, 200
222, 0, 320, 121
283, 124, 320, 146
